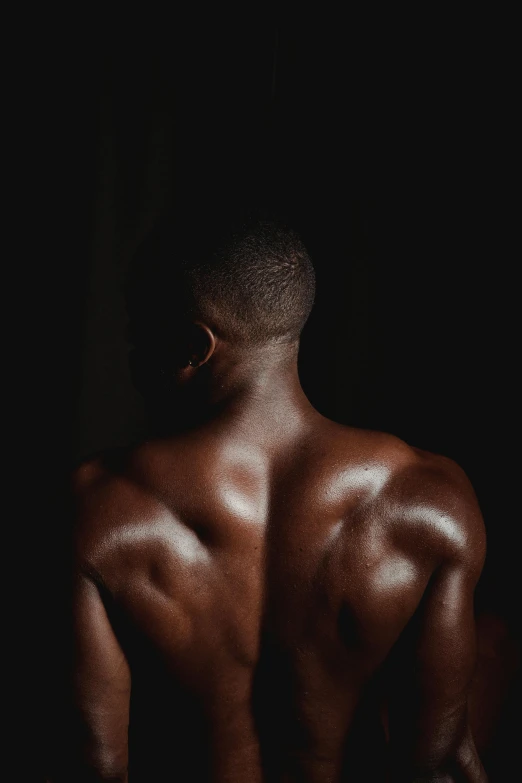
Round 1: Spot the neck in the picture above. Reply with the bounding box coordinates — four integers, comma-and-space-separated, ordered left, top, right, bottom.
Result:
147, 343, 315, 437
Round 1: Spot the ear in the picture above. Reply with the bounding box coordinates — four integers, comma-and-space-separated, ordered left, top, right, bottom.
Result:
186, 322, 217, 368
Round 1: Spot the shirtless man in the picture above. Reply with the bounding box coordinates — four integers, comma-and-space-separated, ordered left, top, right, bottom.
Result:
52, 212, 488, 781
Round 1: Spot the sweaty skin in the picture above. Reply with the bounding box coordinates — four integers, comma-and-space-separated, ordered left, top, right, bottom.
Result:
57, 342, 487, 783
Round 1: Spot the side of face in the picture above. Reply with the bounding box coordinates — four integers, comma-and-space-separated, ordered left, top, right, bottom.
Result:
126, 305, 216, 409
124, 249, 218, 427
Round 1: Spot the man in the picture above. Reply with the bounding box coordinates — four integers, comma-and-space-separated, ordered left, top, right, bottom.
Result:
52, 210, 488, 781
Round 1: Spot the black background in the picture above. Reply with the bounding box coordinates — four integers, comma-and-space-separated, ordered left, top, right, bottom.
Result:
28, 11, 518, 780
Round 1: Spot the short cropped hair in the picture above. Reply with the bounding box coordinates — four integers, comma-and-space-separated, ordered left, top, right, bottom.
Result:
127, 209, 316, 345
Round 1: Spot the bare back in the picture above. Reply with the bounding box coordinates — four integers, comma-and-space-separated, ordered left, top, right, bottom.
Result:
66, 407, 486, 783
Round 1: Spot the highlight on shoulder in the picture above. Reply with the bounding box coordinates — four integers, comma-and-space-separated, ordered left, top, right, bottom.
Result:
330, 423, 487, 573
373, 434, 486, 576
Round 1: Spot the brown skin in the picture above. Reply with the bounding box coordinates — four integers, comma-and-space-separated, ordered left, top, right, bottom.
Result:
56, 322, 489, 782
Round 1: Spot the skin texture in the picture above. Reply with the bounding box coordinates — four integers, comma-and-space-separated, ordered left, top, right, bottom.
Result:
52, 323, 489, 783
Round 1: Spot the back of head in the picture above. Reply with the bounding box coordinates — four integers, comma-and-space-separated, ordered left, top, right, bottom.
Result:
127, 207, 316, 346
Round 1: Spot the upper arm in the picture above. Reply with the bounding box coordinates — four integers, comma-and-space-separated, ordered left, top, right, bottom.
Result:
386, 460, 487, 780
65, 571, 131, 782
388, 562, 479, 772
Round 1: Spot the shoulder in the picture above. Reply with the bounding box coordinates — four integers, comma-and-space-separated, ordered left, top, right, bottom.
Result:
374, 437, 486, 576
70, 444, 170, 575
327, 423, 486, 576
71, 447, 138, 509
